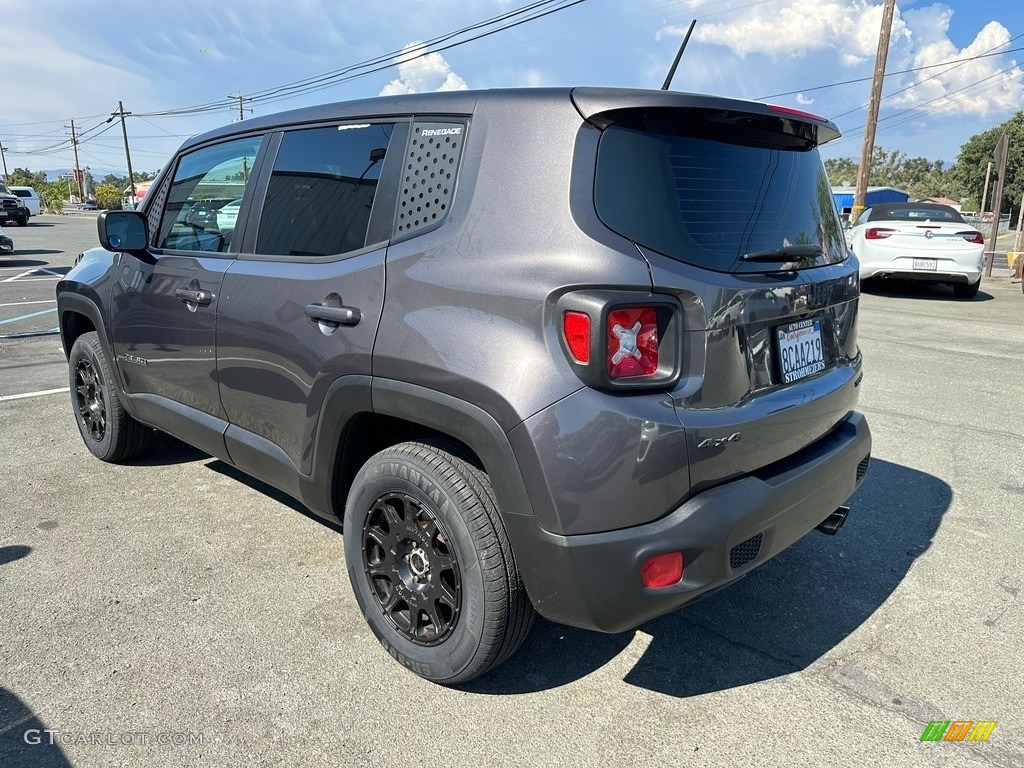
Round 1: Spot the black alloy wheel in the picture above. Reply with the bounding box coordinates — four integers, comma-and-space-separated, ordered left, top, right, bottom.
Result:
67, 331, 152, 462
361, 492, 462, 646
344, 441, 535, 684
75, 356, 106, 442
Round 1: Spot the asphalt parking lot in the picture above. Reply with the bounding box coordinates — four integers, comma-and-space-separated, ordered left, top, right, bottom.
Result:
1, 215, 1022, 767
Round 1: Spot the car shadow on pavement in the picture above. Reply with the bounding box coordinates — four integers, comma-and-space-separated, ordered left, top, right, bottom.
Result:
0, 688, 73, 768
122, 431, 209, 467
3, 250, 65, 259
204, 460, 345, 535
861, 280, 994, 302
0, 545, 32, 566
464, 458, 952, 697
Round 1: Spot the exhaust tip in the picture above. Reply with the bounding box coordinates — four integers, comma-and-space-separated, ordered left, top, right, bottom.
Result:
816, 506, 850, 536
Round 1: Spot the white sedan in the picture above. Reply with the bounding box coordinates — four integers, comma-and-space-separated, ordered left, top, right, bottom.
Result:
847, 202, 985, 299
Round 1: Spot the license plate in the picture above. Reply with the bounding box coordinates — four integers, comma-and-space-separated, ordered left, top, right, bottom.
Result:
776, 318, 825, 383
913, 258, 937, 270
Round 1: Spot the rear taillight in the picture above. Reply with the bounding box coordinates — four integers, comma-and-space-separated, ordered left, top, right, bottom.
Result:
607, 307, 658, 379
558, 292, 682, 390
562, 311, 591, 363
957, 231, 984, 244
865, 227, 897, 240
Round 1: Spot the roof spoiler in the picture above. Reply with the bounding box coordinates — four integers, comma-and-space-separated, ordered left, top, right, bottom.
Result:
571, 87, 842, 146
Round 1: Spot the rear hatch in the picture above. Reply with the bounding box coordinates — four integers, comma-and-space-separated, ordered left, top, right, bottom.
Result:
574, 88, 862, 493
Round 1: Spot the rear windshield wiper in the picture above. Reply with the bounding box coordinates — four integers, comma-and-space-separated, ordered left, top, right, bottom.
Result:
740, 245, 823, 262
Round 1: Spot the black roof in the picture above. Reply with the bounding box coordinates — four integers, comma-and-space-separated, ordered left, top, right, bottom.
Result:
868, 202, 966, 222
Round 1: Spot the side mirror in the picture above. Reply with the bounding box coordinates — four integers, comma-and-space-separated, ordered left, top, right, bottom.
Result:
97, 210, 148, 253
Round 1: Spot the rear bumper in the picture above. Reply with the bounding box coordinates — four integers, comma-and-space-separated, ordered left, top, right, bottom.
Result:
509, 411, 871, 633
859, 251, 984, 284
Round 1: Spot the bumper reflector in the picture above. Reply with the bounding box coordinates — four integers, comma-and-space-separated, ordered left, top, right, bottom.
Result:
641, 552, 684, 589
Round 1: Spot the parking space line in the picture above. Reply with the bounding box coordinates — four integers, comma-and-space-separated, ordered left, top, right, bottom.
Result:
1, 269, 38, 283
0, 307, 57, 325
0, 300, 57, 308
0, 387, 68, 402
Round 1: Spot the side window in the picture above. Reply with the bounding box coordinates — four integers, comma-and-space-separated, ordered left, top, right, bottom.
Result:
157, 137, 262, 253
254, 123, 394, 258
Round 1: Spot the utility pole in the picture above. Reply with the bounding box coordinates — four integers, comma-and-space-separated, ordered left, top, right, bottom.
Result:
853, 0, 896, 221
980, 161, 992, 214
109, 102, 137, 205
985, 133, 1009, 277
229, 94, 251, 121
69, 119, 84, 200
0, 143, 8, 181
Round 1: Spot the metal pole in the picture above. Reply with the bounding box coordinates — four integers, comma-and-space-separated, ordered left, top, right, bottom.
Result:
980, 161, 992, 215
113, 101, 137, 205
0, 144, 8, 181
70, 119, 84, 200
853, 0, 896, 220
985, 133, 1009, 277
1014, 189, 1024, 254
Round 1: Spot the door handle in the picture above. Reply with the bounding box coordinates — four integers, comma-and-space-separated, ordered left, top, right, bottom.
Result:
175, 288, 213, 306
305, 303, 361, 326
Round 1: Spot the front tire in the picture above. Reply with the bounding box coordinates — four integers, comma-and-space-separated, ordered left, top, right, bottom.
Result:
68, 332, 152, 462
953, 279, 980, 300
16, 215, 27, 227
344, 441, 534, 685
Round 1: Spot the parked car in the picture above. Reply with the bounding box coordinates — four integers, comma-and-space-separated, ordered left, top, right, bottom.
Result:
848, 202, 985, 298
8, 185, 41, 217
56, 87, 870, 684
0, 226, 12, 255
0, 182, 30, 226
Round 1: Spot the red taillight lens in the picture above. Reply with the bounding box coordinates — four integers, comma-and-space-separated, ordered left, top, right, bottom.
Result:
563, 311, 591, 363
957, 231, 985, 244
607, 307, 658, 379
641, 552, 684, 589
865, 228, 897, 240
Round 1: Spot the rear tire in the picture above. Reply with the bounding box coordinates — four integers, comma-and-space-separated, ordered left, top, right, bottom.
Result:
953, 279, 980, 300
68, 332, 152, 462
344, 441, 534, 685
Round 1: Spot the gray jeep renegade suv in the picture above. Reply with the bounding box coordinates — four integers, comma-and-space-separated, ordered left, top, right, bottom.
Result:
57, 87, 871, 684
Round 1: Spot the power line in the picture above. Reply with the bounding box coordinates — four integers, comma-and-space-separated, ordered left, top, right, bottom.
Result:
756, 45, 1024, 100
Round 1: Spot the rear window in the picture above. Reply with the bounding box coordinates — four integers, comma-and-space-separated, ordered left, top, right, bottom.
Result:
869, 205, 964, 223
594, 120, 846, 272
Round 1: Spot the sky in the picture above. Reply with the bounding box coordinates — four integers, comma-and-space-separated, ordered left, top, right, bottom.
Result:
1, 0, 1021, 177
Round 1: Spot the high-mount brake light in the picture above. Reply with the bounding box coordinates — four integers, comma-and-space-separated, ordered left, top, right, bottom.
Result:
865, 227, 897, 240
562, 311, 591, 363
768, 104, 827, 123
957, 231, 985, 245
607, 307, 659, 379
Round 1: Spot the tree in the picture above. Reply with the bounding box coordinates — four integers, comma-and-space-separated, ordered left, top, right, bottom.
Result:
94, 184, 123, 210
6, 167, 49, 189
824, 147, 962, 201
951, 111, 1024, 218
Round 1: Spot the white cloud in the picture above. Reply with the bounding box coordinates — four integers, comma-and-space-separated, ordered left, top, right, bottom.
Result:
885, 13, 1024, 118
659, 0, 909, 62
795, 93, 815, 105
657, 1, 1024, 121
379, 43, 469, 96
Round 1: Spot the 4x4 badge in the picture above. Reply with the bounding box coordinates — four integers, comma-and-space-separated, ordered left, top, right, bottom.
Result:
697, 432, 741, 449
